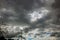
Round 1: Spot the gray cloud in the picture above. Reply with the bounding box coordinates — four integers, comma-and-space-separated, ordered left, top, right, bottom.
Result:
0, 0, 60, 39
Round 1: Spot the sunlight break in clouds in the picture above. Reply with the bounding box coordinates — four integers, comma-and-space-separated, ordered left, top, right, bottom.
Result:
28, 7, 49, 23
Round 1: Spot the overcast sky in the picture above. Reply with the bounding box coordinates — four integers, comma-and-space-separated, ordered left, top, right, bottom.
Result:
0, 0, 60, 38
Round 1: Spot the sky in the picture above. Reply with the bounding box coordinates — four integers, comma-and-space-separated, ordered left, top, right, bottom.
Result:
0, 0, 60, 39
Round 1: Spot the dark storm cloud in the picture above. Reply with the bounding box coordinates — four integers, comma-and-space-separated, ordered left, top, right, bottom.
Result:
52, 0, 60, 8
0, 0, 45, 37
0, 0, 58, 38
0, 0, 45, 25
51, 0, 60, 25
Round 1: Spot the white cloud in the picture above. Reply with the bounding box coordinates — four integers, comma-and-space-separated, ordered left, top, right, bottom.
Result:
27, 7, 49, 23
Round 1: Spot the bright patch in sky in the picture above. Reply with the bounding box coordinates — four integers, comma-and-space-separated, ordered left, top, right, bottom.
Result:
1, 24, 30, 34
28, 7, 49, 23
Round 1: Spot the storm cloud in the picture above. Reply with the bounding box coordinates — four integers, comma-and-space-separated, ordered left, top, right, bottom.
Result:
0, 0, 60, 39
